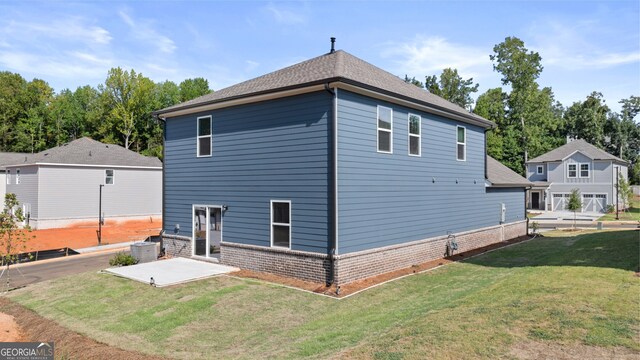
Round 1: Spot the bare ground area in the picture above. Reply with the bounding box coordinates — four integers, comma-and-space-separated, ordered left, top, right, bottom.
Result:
0, 297, 166, 360
24, 217, 162, 252
230, 234, 535, 298
510, 340, 640, 360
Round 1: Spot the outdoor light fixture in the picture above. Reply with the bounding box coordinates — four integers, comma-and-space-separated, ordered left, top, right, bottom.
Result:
222, 204, 228, 211
174, 224, 180, 234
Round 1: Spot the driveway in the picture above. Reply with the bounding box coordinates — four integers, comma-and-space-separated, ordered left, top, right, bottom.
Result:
533, 210, 603, 221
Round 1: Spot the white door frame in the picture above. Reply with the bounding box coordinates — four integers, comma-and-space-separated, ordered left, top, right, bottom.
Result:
192, 204, 223, 258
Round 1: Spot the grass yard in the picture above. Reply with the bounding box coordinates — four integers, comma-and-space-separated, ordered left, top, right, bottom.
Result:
599, 197, 640, 222
7, 230, 640, 359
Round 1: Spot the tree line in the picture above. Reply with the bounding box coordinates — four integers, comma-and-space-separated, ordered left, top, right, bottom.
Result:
405, 37, 639, 184
0, 68, 210, 158
0, 36, 638, 183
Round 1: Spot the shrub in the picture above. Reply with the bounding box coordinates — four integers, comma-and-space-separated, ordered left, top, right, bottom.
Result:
606, 204, 615, 213
109, 252, 138, 266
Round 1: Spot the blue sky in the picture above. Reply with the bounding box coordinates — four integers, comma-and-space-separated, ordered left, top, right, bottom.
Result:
0, 1, 638, 112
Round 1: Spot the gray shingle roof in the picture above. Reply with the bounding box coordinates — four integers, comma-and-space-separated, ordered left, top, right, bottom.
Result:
527, 139, 626, 164
487, 156, 532, 187
0, 152, 29, 170
5, 138, 162, 168
156, 50, 492, 127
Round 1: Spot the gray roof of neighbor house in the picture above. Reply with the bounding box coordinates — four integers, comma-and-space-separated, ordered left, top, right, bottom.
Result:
4, 138, 162, 168
0, 152, 29, 170
487, 156, 532, 187
527, 139, 626, 164
155, 50, 493, 128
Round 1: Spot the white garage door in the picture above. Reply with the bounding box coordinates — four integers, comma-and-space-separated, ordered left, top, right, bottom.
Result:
582, 194, 607, 212
552, 193, 569, 211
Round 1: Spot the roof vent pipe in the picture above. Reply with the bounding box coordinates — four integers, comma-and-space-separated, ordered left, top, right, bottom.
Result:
330, 37, 336, 53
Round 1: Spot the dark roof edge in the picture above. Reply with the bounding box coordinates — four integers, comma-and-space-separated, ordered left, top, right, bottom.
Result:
526, 158, 628, 165
487, 183, 532, 188
154, 79, 494, 128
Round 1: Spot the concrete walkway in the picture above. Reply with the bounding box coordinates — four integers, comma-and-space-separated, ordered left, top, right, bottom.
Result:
105, 257, 238, 287
533, 210, 603, 221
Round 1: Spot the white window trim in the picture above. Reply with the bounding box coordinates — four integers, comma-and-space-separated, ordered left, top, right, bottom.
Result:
567, 163, 577, 178
270, 200, 292, 249
579, 163, 590, 178
408, 113, 421, 157
191, 204, 225, 258
197, 115, 212, 158
536, 165, 543, 174
105, 169, 115, 185
456, 125, 466, 161
15, 169, 20, 185
377, 106, 393, 154
6, 170, 10, 185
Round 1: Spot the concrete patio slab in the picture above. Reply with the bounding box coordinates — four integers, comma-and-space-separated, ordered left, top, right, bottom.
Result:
105, 257, 238, 287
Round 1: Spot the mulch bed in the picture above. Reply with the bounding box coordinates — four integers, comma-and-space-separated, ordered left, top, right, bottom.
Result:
231, 234, 536, 298
0, 297, 166, 360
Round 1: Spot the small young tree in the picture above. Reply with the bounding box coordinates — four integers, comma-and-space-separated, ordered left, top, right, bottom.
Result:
617, 171, 632, 212
567, 188, 582, 230
0, 193, 32, 292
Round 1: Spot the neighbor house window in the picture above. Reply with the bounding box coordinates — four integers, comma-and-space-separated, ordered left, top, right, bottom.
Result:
536, 165, 543, 174
197, 115, 212, 157
580, 163, 590, 178
408, 114, 421, 156
15, 169, 20, 185
271, 200, 291, 248
105, 169, 114, 185
6, 170, 10, 185
567, 164, 577, 178
456, 126, 466, 161
377, 106, 392, 153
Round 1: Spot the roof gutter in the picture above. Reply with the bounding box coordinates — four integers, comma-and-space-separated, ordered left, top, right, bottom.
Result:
154, 114, 167, 240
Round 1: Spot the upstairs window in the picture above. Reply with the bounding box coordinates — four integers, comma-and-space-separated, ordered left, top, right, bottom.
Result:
536, 165, 544, 174
197, 115, 212, 157
271, 201, 291, 248
6, 170, 10, 185
377, 106, 393, 153
105, 169, 114, 185
15, 169, 20, 185
408, 114, 421, 156
580, 163, 590, 178
456, 126, 466, 161
567, 164, 577, 178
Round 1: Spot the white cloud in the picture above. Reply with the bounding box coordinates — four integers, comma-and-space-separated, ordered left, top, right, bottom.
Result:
0, 51, 111, 81
118, 10, 176, 54
244, 60, 260, 73
3, 18, 112, 45
265, 3, 307, 25
380, 36, 492, 80
527, 20, 640, 70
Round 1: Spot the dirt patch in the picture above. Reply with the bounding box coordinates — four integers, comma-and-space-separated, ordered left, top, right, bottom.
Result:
230, 235, 535, 298
510, 340, 639, 359
23, 217, 162, 252
0, 297, 166, 359
0, 312, 24, 342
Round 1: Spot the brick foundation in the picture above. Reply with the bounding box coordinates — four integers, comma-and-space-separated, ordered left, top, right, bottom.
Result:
162, 234, 192, 257
163, 220, 528, 285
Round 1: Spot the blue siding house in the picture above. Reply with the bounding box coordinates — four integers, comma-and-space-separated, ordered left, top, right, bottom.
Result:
155, 46, 531, 285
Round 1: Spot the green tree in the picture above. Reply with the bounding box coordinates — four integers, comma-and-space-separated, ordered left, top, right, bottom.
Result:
489, 37, 564, 172
567, 188, 582, 230
179, 77, 210, 102
403, 75, 424, 88
617, 171, 632, 211
424, 68, 479, 109
564, 92, 609, 147
0, 72, 28, 151
0, 193, 32, 292
14, 79, 54, 153
475, 88, 508, 161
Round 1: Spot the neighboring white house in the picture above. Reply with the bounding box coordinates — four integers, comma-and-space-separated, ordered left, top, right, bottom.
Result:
525, 139, 628, 213
0, 152, 29, 204
4, 137, 162, 229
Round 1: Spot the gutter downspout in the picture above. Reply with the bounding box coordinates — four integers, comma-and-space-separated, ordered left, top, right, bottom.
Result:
484, 129, 489, 180
324, 83, 337, 287
154, 115, 167, 251
525, 185, 532, 236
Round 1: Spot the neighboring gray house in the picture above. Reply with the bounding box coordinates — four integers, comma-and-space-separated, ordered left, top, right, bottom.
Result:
526, 139, 628, 212
0, 152, 29, 204
5, 137, 162, 229
154, 47, 531, 285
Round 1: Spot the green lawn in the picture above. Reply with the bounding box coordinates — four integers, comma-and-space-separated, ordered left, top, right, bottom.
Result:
599, 198, 640, 221
7, 230, 640, 359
